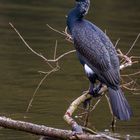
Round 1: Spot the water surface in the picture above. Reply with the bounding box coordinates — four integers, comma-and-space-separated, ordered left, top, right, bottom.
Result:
0, 0, 140, 139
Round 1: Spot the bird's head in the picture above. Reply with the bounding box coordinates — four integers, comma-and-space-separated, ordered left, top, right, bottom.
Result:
66, 0, 90, 32
75, 0, 90, 16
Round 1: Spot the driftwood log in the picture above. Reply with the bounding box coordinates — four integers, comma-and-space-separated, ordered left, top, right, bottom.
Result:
0, 116, 116, 140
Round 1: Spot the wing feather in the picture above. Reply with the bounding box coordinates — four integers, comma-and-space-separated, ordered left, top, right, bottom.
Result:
73, 21, 120, 86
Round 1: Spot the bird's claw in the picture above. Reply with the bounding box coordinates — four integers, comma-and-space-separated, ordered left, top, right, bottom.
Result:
89, 83, 103, 98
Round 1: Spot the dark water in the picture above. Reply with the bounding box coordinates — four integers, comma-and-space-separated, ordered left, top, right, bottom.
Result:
0, 0, 140, 139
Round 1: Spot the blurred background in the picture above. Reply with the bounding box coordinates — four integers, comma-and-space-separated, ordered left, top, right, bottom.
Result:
0, 0, 140, 139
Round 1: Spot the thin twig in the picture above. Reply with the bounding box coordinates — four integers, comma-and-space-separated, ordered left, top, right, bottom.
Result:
123, 72, 140, 91
123, 86, 140, 91
90, 96, 103, 112
46, 24, 67, 36
133, 93, 140, 95
48, 50, 76, 62
126, 33, 140, 56
114, 38, 120, 48
9, 22, 54, 69
47, 24, 73, 43
131, 56, 140, 59
10, 22, 76, 112
54, 40, 57, 60
121, 81, 134, 87
121, 71, 140, 77
26, 67, 59, 112
105, 95, 113, 116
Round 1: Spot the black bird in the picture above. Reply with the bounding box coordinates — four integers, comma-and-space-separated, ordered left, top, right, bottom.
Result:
67, 0, 132, 120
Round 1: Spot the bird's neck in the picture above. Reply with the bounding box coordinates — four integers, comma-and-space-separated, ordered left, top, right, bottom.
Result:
67, 0, 90, 33
67, 8, 82, 33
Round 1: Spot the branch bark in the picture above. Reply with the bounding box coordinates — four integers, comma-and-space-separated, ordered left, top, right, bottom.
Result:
0, 116, 113, 140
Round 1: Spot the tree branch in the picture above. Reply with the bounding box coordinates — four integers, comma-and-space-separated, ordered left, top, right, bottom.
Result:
0, 116, 113, 140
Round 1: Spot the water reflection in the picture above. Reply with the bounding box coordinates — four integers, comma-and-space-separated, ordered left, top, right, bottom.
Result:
0, 0, 140, 139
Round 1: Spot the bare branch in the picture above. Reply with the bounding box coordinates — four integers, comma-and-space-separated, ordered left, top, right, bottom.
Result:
131, 56, 140, 59
9, 22, 54, 69
114, 38, 120, 48
9, 22, 76, 112
126, 33, 140, 56
123, 86, 140, 91
48, 50, 76, 62
26, 67, 59, 113
133, 93, 140, 95
54, 40, 58, 60
121, 71, 140, 77
90, 96, 103, 112
46, 24, 66, 36
105, 95, 113, 116
46, 24, 73, 43
117, 49, 132, 69
121, 81, 134, 87
0, 116, 113, 140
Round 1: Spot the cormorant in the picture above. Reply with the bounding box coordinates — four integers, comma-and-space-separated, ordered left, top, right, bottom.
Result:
67, 0, 132, 120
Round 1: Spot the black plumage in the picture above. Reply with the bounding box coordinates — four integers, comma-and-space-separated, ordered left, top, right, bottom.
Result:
67, 0, 132, 120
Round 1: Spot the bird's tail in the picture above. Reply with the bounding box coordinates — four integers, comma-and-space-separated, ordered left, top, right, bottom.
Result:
108, 87, 133, 120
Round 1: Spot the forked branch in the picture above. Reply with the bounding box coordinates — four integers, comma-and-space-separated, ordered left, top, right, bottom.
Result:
9, 23, 76, 112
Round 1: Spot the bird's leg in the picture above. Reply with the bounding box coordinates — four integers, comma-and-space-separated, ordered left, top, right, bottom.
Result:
83, 83, 103, 108
82, 82, 103, 127
89, 83, 103, 97
83, 96, 92, 109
